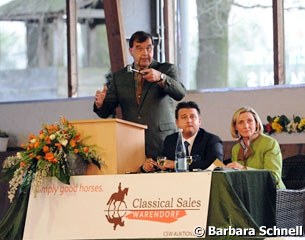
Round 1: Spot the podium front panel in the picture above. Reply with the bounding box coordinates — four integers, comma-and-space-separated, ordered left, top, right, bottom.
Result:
70, 119, 147, 174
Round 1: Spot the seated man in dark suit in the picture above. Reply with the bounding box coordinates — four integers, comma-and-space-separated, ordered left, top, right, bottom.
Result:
159, 101, 223, 171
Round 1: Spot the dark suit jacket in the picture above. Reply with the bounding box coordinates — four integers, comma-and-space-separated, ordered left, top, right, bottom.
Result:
162, 128, 223, 171
94, 60, 186, 158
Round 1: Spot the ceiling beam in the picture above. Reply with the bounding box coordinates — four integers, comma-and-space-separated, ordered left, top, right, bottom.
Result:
164, 0, 175, 64
273, 0, 285, 85
103, 0, 127, 72
66, 0, 78, 97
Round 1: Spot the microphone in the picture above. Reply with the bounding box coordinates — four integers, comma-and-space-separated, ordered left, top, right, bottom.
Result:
127, 65, 143, 74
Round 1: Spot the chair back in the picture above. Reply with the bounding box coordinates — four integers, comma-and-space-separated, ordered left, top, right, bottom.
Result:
282, 155, 305, 189
276, 188, 305, 233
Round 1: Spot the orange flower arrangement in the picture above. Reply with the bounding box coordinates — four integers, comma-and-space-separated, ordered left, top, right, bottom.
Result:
1, 117, 102, 203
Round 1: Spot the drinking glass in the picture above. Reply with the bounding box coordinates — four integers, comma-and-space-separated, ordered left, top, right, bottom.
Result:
186, 156, 193, 166
157, 156, 167, 172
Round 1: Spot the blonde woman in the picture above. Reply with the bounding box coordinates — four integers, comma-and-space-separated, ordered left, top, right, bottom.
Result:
227, 106, 285, 189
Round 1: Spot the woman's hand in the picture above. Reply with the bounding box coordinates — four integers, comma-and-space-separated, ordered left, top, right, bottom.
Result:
226, 161, 245, 170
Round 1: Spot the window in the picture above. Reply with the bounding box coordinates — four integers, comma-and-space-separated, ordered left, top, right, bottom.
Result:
284, 0, 305, 85
0, 0, 110, 102
1, 0, 304, 102
229, 0, 273, 88
176, 0, 305, 90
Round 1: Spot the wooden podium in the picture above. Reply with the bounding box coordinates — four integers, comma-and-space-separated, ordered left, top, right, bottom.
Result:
70, 119, 147, 175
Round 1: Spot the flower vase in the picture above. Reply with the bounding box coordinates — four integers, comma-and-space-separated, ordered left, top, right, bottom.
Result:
67, 153, 88, 175
0, 137, 8, 152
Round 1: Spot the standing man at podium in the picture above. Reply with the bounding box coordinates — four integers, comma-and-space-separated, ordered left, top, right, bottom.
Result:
93, 31, 186, 168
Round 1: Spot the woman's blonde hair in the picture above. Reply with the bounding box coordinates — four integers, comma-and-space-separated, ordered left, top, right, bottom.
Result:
230, 106, 264, 138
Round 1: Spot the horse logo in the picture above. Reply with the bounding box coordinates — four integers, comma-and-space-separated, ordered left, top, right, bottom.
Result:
105, 211, 126, 230
107, 182, 129, 210
105, 182, 129, 230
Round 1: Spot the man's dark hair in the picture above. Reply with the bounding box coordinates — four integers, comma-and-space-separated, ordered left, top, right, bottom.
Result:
175, 101, 201, 119
129, 31, 153, 48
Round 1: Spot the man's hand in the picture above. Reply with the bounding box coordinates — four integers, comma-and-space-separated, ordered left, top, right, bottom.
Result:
95, 85, 107, 108
158, 159, 175, 170
140, 68, 163, 83
142, 158, 158, 172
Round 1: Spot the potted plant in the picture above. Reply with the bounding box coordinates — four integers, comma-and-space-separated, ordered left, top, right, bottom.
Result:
0, 129, 9, 152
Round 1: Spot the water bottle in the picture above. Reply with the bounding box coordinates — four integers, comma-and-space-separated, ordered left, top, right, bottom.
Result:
175, 129, 188, 172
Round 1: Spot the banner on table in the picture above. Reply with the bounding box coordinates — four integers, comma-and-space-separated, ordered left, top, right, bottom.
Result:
23, 172, 212, 239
